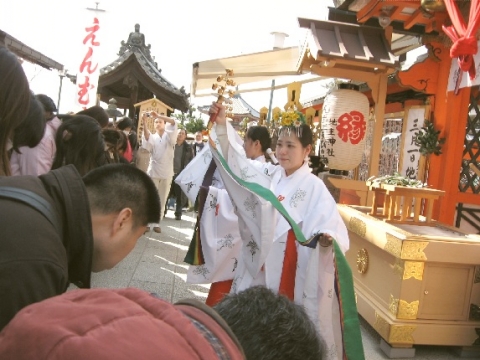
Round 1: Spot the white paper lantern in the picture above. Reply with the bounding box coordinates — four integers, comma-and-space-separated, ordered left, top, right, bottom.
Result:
320, 84, 369, 171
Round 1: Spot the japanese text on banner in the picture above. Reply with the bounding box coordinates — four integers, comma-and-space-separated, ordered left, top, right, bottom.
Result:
400, 107, 426, 180
75, 17, 101, 109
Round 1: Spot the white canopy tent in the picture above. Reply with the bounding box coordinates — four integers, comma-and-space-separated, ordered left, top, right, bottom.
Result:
191, 46, 328, 97
191, 18, 400, 185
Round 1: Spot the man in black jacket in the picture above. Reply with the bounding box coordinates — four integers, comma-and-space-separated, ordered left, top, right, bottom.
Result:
0, 164, 160, 330
168, 129, 194, 220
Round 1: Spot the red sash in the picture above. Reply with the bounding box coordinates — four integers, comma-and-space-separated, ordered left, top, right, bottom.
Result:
206, 229, 298, 306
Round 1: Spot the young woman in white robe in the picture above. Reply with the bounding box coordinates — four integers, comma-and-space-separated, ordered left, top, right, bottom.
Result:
204, 102, 351, 360
187, 126, 275, 305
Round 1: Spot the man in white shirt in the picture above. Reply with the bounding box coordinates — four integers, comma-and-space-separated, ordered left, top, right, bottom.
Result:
141, 111, 178, 233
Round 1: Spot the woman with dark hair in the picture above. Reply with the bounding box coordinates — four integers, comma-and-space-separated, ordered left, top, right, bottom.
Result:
76, 106, 109, 129
117, 130, 130, 163
198, 102, 353, 359
187, 125, 274, 297
244, 126, 271, 158
102, 128, 129, 164
243, 125, 278, 164
11, 94, 46, 151
11, 94, 60, 176
0, 46, 34, 175
115, 116, 135, 162
52, 115, 106, 176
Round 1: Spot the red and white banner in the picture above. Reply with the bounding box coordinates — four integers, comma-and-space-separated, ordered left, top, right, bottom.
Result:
75, 16, 101, 109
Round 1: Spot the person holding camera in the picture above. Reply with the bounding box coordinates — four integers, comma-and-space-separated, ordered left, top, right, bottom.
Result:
141, 111, 178, 233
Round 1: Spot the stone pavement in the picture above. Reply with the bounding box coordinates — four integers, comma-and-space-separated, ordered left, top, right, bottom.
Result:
89, 210, 464, 359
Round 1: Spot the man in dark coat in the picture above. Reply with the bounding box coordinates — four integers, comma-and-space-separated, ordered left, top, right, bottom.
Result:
0, 164, 160, 330
168, 128, 194, 220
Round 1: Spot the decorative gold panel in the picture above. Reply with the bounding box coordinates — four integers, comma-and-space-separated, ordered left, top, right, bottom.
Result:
384, 233, 402, 258
389, 325, 416, 344
356, 248, 369, 274
389, 295, 399, 316
374, 312, 390, 340
401, 241, 428, 261
349, 217, 367, 238
397, 300, 419, 320
475, 267, 480, 284
393, 259, 404, 278
403, 261, 425, 280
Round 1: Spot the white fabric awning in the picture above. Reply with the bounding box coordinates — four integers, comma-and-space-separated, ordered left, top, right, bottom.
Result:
192, 46, 304, 96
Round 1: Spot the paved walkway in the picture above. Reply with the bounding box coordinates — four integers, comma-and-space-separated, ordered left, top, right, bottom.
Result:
90, 210, 464, 359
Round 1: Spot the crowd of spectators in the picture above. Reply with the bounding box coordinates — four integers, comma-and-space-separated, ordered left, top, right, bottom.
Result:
0, 43, 361, 359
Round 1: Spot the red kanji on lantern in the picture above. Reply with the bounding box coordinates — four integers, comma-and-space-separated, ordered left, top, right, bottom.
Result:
336, 110, 366, 145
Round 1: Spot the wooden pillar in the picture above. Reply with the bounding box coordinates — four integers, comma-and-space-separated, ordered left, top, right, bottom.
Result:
427, 43, 470, 224
128, 85, 138, 119
367, 73, 389, 179
361, 73, 389, 206
367, 25, 392, 180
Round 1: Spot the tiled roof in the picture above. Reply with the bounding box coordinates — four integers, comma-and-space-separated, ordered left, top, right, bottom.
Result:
198, 94, 259, 118
0, 29, 63, 71
230, 94, 260, 117
301, 73, 423, 108
298, 18, 399, 74
100, 49, 186, 98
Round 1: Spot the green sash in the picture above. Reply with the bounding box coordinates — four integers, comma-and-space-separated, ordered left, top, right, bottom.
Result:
213, 146, 365, 360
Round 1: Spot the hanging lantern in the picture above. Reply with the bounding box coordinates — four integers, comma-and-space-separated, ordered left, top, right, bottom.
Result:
320, 84, 369, 172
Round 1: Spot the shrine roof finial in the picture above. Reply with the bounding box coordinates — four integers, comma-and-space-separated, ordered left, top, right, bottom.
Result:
118, 24, 155, 64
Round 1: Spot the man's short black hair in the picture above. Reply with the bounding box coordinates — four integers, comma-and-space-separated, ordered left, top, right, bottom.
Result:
82, 164, 160, 227
214, 286, 322, 360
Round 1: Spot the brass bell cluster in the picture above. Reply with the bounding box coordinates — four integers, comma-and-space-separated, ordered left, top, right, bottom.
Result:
212, 69, 236, 119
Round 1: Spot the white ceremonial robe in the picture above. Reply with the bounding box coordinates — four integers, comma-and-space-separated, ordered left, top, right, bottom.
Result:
175, 125, 244, 203
207, 122, 350, 360
187, 154, 266, 284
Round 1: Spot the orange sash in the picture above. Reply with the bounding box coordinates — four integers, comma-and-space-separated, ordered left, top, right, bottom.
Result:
206, 229, 298, 305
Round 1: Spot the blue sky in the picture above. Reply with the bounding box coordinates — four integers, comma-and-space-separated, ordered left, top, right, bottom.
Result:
1, 0, 334, 114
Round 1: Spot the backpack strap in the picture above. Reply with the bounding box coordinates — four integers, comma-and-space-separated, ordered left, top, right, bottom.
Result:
0, 186, 61, 234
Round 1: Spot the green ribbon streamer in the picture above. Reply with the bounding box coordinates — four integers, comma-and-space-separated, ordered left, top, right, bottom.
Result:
334, 241, 365, 360
214, 145, 365, 359
213, 147, 307, 243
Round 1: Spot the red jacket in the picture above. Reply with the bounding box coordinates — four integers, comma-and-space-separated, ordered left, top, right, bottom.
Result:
0, 288, 245, 360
